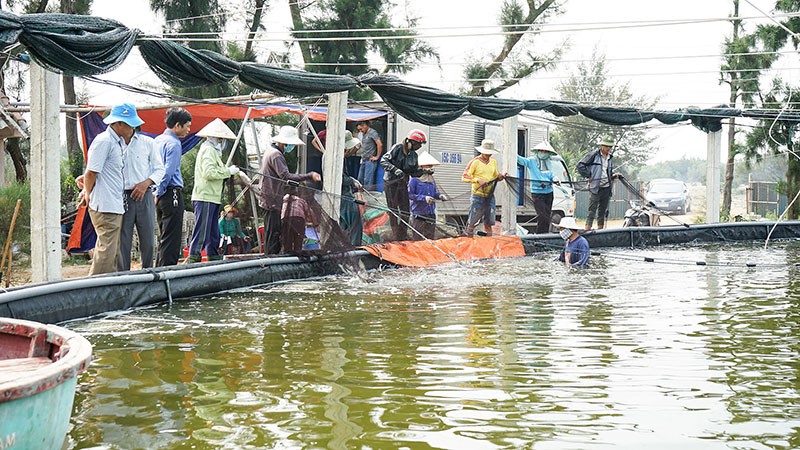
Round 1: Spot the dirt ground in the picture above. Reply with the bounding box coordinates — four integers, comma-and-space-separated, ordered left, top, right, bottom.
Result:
592, 184, 746, 229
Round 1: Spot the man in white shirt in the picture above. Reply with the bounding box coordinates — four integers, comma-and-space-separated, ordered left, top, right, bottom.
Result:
81, 103, 144, 275
116, 131, 165, 271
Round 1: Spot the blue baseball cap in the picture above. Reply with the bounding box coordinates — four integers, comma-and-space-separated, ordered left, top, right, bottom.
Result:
103, 103, 144, 128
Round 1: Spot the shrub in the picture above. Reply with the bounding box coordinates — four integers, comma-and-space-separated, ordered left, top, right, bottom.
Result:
0, 181, 31, 254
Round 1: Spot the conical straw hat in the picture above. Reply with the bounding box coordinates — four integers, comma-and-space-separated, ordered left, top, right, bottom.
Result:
196, 118, 237, 139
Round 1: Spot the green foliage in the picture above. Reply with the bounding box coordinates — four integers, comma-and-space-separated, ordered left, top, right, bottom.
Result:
61, 157, 81, 212
294, 0, 438, 100
180, 147, 198, 207
550, 51, 657, 177
0, 182, 31, 254
463, 0, 562, 96
638, 158, 707, 184
149, 0, 239, 99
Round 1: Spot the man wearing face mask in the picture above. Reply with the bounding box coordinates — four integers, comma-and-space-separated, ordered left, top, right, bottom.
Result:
556, 217, 589, 268
517, 140, 558, 234
259, 125, 321, 255
380, 129, 428, 241
186, 119, 240, 263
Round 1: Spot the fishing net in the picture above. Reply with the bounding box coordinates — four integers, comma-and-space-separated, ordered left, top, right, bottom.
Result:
138, 39, 242, 87
19, 14, 137, 76
238, 63, 357, 97
0, 10, 22, 49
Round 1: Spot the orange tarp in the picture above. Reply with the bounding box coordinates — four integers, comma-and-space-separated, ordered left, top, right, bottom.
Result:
361, 236, 526, 267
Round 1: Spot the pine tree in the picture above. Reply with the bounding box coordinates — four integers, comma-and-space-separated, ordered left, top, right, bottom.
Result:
719, 0, 780, 219
288, 0, 438, 100
463, 0, 561, 97
550, 51, 656, 178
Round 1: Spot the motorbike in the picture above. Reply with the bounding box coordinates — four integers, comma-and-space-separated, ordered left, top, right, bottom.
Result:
622, 199, 661, 227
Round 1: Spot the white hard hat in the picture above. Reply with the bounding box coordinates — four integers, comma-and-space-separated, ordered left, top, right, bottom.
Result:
272, 125, 305, 145
196, 118, 237, 139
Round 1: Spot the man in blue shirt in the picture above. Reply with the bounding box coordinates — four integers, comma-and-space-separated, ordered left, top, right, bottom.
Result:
81, 103, 143, 275
557, 217, 590, 268
517, 140, 558, 234
154, 107, 192, 266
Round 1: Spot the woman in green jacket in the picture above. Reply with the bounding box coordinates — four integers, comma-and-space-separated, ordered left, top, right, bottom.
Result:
187, 119, 239, 263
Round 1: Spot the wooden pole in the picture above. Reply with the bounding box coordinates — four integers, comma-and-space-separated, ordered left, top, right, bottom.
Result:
226, 107, 253, 167
500, 116, 519, 235
0, 199, 21, 276
249, 120, 263, 252
7, 92, 278, 113
30, 62, 62, 282
322, 91, 347, 222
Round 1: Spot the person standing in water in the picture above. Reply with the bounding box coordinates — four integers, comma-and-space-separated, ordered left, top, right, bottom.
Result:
557, 216, 590, 268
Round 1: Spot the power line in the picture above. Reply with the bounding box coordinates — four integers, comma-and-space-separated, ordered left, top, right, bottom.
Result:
267, 50, 800, 68
141, 13, 800, 43
160, 11, 800, 35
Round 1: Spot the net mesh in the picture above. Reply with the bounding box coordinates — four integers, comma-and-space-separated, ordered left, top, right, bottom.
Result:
229, 160, 595, 267
18, 14, 137, 76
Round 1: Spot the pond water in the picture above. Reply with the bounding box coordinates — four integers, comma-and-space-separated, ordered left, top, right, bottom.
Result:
66, 241, 800, 449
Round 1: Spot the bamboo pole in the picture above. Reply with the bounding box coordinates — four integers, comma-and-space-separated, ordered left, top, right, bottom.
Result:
0, 199, 22, 283
6, 92, 278, 113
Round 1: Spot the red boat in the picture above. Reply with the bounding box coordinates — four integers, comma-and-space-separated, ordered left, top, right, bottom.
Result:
0, 318, 92, 450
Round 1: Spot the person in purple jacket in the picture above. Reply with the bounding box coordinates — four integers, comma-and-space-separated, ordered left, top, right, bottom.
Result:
408, 152, 448, 240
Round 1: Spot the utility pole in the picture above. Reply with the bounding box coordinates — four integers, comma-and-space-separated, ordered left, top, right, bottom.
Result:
30, 63, 62, 282
322, 91, 347, 222
500, 116, 518, 234
706, 130, 722, 223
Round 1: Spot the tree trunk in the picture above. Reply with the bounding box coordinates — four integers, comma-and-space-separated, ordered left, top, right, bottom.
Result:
288, 0, 312, 66
787, 148, 800, 220
6, 138, 26, 182
721, 117, 736, 219
467, 0, 557, 96
35, 0, 50, 13
720, 0, 740, 220
243, 0, 266, 61
62, 75, 83, 177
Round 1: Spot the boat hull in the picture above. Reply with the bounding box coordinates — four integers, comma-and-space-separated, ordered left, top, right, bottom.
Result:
0, 376, 79, 450
0, 318, 92, 450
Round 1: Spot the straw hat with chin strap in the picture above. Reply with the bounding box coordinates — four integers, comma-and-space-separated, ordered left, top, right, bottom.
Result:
344, 130, 361, 150
272, 126, 305, 145
475, 139, 500, 155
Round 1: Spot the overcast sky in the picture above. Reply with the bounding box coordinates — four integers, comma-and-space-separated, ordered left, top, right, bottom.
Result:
88, 0, 792, 163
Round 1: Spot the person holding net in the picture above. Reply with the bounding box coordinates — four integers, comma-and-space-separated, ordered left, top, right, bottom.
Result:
517, 140, 558, 234
259, 126, 321, 255
281, 183, 318, 254
380, 129, 428, 241
408, 151, 448, 240
462, 139, 507, 237
340, 131, 364, 246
